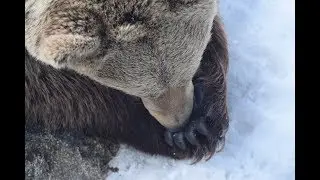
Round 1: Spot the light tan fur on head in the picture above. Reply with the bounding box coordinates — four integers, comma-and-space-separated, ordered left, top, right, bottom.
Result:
25, 0, 218, 129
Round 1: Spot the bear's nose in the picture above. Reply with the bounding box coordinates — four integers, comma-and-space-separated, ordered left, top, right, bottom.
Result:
141, 81, 194, 129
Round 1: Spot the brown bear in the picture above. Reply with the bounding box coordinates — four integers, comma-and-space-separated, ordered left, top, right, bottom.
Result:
25, 0, 229, 171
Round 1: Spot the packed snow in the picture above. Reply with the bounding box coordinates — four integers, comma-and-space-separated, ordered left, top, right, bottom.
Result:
107, 0, 295, 179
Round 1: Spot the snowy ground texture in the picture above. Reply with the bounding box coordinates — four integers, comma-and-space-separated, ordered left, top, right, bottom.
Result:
107, 0, 295, 179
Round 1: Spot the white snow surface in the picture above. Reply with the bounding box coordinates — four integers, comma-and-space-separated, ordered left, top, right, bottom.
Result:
107, 0, 295, 179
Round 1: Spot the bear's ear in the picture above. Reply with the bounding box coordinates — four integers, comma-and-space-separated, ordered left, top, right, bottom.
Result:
37, 34, 100, 68
25, 5, 103, 69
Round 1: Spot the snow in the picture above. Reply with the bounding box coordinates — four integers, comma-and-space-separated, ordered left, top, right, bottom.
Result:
107, 0, 295, 179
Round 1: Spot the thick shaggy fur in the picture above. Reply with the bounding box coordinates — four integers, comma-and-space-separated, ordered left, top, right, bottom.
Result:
25, 15, 229, 161
26, 0, 220, 129
25, 131, 119, 179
